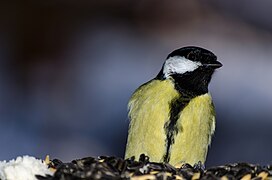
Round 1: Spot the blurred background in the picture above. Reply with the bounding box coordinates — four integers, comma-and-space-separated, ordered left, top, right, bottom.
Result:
0, 0, 272, 167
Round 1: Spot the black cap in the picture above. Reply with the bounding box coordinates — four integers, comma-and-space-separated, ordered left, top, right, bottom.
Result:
167, 46, 221, 68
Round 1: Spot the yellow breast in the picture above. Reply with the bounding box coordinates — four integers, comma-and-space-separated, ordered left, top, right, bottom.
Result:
124, 79, 215, 165
125, 79, 179, 162
169, 93, 215, 165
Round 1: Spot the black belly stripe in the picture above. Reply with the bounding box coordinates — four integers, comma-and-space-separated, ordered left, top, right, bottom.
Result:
163, 96, 191, 163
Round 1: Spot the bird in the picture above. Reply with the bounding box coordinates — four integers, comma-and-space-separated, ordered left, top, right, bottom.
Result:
124, 46, 222, 166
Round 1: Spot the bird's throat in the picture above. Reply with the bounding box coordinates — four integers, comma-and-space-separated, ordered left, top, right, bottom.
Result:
171, 70, 213, 97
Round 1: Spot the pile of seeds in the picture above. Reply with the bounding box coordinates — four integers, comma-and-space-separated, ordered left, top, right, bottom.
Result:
36, 154, 272, 180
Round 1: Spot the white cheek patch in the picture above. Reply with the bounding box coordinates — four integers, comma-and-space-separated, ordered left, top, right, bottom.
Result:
163, 56, 201, 78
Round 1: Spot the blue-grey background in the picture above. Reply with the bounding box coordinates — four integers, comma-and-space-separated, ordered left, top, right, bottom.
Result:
1, 0, 272, 167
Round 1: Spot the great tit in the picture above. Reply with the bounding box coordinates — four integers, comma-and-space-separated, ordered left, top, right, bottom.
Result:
125, 46, 222, 166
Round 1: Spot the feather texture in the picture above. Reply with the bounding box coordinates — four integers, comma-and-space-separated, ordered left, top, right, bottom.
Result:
125, 79, 215, 165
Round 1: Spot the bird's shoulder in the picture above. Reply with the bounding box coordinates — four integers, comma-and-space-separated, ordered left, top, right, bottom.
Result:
128, 79, 179, 111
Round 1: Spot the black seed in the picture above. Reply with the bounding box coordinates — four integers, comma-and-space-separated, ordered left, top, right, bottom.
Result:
36, 155, 272, 180
139, 154, 149, 163
50, 159, 63, 169
193, 161, 205, 173
201, 172, 220, 180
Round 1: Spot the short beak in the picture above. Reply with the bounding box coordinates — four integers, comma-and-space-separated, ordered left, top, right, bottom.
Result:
203, 61, 222, 69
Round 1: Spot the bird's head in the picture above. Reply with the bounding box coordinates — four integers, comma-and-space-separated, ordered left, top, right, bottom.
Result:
162, 46, 222, 78
157, 46, 222, 95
